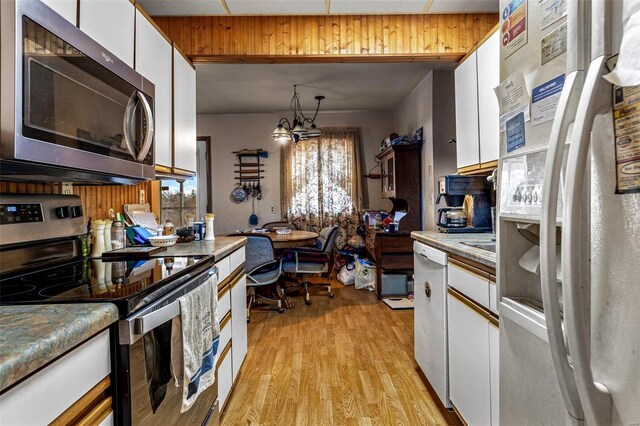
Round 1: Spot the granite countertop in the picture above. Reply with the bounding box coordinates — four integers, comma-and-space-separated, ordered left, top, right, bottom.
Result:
0, 303, 119, 392
411, 231, 497, 269
149, 236, 247, 260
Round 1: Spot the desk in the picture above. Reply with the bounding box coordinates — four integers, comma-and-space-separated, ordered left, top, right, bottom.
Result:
365, 227, 414, 299
265, 230, 318, 249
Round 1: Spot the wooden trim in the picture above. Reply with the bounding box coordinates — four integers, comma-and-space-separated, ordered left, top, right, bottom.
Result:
170, 46, 175, 171
448, 253, 495, 275
220, 312, 231, 330
155, 164, 172, 174
449, 258, 490, 281
76, 397, 112, 426
135, 4, 173, 44
216, 341, 232, 369
458, 160, 498, 176
152, 14, 499, 62
217, 264, 245, 292
458, 23, 500, 65
172, 167, 196, 176
448, 287, 499, 327
188, 53, 466, 64
229, 270, 246, 290
219, 0, 231, 14
218, 282, 231, 298
51, 376, 110, 425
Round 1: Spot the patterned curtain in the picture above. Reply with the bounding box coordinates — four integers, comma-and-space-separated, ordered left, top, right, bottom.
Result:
281, 127, 363, 249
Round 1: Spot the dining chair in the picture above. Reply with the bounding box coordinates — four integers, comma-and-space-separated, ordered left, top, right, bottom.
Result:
243, 234, 286, 321
262, 221, 297, 230
282, 226, 338, 305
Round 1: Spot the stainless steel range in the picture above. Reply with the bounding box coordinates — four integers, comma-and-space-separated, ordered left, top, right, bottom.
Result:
0, 194, 219, 425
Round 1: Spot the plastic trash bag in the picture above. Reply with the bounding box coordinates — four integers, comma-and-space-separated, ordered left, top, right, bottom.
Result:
337, 262, 356, 286
354, 257, 376, 291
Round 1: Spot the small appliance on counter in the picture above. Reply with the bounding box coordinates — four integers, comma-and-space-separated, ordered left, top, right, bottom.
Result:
436, 175, 492, 233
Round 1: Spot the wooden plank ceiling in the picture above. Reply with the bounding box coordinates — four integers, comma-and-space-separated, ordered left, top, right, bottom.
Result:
152, 14, 499, 63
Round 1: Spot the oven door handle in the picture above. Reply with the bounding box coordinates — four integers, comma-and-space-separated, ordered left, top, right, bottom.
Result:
134, 299, 180, 335
132, 266, 219, 336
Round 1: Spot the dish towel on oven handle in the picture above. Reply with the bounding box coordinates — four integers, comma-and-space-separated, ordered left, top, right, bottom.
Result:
171, 273, 220, 413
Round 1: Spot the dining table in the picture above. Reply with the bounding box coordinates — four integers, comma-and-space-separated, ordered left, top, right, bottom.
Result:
264, 230, 318, 249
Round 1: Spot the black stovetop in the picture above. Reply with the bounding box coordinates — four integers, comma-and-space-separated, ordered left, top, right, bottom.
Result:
0, 255, 212, 316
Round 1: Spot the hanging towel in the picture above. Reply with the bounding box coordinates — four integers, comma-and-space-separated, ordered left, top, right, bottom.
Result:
171, 273, 220, 413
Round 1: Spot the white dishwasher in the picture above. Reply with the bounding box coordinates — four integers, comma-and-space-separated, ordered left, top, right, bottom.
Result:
413, 241, 450, 408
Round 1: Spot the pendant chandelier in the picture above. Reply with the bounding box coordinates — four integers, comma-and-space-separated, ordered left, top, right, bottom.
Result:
272, 85, 325, 144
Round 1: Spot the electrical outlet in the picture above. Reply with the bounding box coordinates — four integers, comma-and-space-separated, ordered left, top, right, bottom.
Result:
139, 189, 146, 204
270, 206, 276, 215
62, 182, 73, 194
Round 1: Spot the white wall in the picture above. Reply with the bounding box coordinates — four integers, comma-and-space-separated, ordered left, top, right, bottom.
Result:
197, 111, 394, 234
393, 70, 457, 230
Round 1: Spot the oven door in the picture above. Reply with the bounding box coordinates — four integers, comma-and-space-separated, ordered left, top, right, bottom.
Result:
7, 0, 155, 180
116, 264, 219, 426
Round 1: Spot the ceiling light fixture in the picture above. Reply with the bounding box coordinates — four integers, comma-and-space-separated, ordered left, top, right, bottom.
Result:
272, 85, 325, 144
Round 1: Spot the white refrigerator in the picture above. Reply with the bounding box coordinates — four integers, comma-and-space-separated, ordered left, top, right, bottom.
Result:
497, 0, 640, 425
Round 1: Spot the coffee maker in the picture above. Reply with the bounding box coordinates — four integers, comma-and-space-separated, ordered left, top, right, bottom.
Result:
436, 175, 492, 233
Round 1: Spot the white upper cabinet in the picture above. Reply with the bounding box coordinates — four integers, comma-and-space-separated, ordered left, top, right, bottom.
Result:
454, 51, 480, 169
454, 30, 500, 169
135, 10, 173, 167
173, 49, 197, 173
477, 31, 500, 164
41, 0, 77, 25
79, 0, 135, 67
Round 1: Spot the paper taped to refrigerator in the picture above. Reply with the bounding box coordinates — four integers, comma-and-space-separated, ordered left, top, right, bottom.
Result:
540, 22, 567, 65
531, 74, 565, 125
539, 0, 567, 29
603, 9, 640, 87
495, 71, 531, 131
613, 85, 640, 193
500, 0, 528, 58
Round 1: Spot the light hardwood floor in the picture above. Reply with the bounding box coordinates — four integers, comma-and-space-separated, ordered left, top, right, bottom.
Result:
221, 282, 459, 425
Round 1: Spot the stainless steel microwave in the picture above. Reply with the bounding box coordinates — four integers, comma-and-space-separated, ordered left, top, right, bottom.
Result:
0, 0, 155, 183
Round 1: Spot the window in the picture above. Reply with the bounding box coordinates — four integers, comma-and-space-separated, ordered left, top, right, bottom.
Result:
160, 178, 197, 227
282, 128, 362, 217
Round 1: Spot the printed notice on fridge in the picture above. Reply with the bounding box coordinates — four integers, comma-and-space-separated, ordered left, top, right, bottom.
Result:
613, 84, 640, 194
540, 0, 567, 29
501, 0, 528, 58
531, 74, 565, 126
495, 71, 531, 132
541, 22, 567, 65
506, 112, 526, 153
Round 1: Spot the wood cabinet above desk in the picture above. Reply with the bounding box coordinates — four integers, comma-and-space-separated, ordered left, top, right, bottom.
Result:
376, 144, 422, 231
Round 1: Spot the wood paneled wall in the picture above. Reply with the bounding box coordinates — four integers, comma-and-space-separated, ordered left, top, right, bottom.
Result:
152, 14, 499, 63
0, 181, 153, 221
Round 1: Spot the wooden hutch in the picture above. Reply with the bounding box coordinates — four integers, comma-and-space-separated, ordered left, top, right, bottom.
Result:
366, 143, 422, 299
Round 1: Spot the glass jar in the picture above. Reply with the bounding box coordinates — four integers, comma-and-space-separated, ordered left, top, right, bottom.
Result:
163, 217, 175, 236
111, 221, 126, 250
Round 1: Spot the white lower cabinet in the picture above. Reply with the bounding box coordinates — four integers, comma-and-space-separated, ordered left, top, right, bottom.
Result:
217, 343, 233, 410
489, 323, 500, 426
0, 329, 112, 425
448, 291, 492, 426
214, 247, 247, 413
230, 273, 248, 381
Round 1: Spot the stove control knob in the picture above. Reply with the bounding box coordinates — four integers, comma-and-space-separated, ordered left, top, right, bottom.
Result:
69, 205, 83, 218
55, 206, 71, 219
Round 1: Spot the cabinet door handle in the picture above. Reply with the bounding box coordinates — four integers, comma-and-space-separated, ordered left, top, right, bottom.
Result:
424, 281, 431, 298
